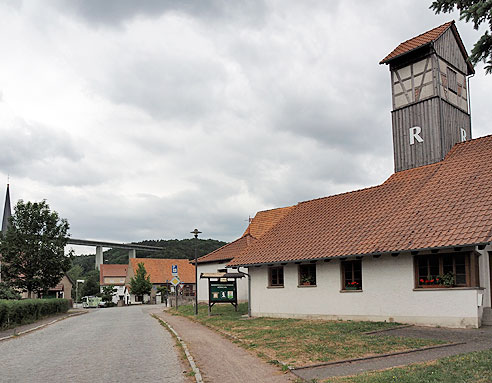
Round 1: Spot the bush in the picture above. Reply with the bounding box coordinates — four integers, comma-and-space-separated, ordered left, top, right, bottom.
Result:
0, 282, 21, 300
0, 298, 70, 330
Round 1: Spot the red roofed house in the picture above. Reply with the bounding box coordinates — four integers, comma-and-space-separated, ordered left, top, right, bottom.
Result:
196, 206, 293, 302
99, 264, 128, 305
125, 258, 195, 304
228, 22, 492, 328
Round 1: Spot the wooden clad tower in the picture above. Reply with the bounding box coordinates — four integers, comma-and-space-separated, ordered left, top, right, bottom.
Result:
380, 21, 475, 172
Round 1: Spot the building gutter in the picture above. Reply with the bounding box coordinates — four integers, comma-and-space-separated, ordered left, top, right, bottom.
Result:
230, 242, 490, 268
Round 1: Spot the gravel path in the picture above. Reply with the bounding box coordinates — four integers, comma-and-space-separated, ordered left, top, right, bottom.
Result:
153, 310, 295, 383
0, 305, 185, 383
293, 325, 492, 381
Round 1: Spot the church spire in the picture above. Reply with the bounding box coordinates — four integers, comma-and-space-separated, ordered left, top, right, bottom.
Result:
2, 184, 12, 234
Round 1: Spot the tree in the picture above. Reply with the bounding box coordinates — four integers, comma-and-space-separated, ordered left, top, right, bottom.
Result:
129, 263, 152, 300
101, 284, 116, 303
80, 270, 100, 297
431, 0, 492, 73
0, 200, 71, 298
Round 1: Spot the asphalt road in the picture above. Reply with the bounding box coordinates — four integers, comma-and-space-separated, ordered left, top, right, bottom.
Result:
0, 305, 185, 383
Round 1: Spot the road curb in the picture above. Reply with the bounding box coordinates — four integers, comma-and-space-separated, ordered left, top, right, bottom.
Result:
152, 314, 204, 383
0, 311, 87, 342
291, 341, 466, 371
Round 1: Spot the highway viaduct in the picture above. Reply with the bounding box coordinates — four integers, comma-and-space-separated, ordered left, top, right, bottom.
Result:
67, 238, 164, 270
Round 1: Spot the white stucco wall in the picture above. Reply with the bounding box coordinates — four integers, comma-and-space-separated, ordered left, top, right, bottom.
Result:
250, 253, 485, 328
100, 285, 125, 304
197, 261, 249, 302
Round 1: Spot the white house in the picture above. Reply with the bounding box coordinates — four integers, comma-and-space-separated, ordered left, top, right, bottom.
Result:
196, 206, 293, 303
99, 264, 128, 305
228, 22, 492, 328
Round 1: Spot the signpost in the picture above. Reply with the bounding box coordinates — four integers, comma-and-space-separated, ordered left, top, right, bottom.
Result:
171, 275, 180, 308
172, 264, 178, 276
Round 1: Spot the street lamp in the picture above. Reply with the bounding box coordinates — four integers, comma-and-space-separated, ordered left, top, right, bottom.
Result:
191, 228, 201, 315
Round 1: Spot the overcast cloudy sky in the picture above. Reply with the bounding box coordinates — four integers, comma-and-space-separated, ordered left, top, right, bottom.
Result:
0, 1, 490, 253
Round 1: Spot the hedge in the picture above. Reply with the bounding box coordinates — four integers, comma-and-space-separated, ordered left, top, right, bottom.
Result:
0, 298, 70, 330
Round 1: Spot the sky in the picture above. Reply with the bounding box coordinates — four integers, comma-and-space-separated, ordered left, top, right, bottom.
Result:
0, 1, 490, 255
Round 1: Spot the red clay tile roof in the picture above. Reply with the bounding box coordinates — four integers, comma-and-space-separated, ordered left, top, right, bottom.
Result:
197, 206, 294, 264
229, 135, 492, 266
197, 234, 255, 264
380, 21, 474, 74
129, 258, 195, 284
100, 264, 128, 285
242, 206, 295, 238
380, 21, 453, 64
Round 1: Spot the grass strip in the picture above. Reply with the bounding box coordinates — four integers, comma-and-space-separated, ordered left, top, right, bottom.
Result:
171, 303, 444, 368
325, 349, 492, 383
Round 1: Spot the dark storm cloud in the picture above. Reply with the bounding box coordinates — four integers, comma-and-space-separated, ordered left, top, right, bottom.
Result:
53, 0, 268, 27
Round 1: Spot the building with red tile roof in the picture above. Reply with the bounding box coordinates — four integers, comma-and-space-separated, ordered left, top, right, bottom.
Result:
195, 206, 293, 302
100, 264, 128, 286
99, 264, 128, 304
226, 22, 491, 328
125, 258, 195, 304
229, 136, 492, 267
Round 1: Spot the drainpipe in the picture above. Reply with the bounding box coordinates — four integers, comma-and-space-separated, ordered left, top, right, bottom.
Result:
238, 267, 251, 318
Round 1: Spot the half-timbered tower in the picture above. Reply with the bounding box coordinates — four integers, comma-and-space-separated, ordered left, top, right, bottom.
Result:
380, 21, 475, 172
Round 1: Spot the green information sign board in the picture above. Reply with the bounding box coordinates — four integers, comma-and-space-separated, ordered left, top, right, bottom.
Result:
209, 281, 236, 302
207, 280, 238, 312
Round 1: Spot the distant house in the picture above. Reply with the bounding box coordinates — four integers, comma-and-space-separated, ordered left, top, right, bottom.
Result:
19, 274, 73, 301
228, 22, 492, 329
99, 264, 128, 305
196, 206, 293, 302
125, 258, 195, 304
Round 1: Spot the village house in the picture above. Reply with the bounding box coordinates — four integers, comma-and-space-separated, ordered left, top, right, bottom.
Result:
125, 258, 195, 304
196, 206, 293, 302
99, 264, 128, 305
228, 21, 492, 328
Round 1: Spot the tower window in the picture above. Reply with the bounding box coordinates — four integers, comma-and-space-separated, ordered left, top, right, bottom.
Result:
447, 68, 457, 93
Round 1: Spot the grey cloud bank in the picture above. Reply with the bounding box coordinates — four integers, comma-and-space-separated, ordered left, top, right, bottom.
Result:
0, 1, 489, 251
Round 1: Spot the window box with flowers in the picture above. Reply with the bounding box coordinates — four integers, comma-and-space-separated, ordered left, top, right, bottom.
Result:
298, 264, 316, 287
415, 253, 479, 289
341, 260, 362, 291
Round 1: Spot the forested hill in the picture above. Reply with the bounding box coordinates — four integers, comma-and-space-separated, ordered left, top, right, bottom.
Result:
71, 238, 227, 274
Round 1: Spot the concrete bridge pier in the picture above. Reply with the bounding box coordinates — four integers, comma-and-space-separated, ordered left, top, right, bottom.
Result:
95, 246, 103, 270
129, 249, 136, 259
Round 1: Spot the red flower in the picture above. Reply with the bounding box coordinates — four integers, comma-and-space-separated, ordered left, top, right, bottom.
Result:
420, 279, 424, 283
430, 279, 434, 283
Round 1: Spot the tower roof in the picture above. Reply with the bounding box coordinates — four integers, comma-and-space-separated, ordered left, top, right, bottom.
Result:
380, 21, 474, 75
1, 184, 11, 234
